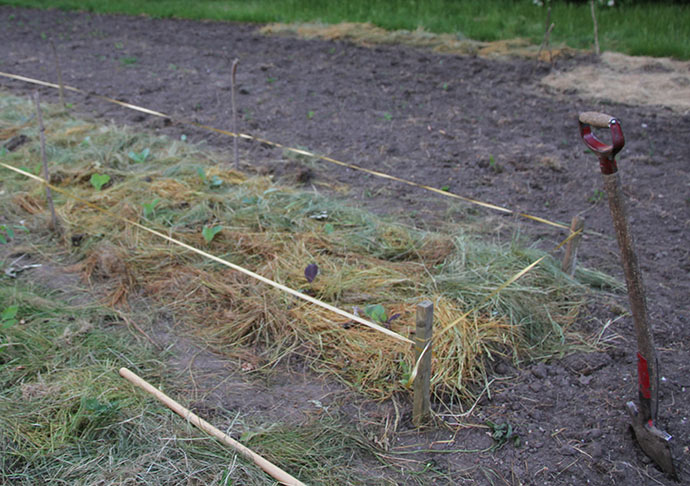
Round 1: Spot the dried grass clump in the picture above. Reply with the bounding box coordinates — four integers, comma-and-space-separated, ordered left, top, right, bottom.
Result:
260, 22, 578, 60
0, 91, 595, 401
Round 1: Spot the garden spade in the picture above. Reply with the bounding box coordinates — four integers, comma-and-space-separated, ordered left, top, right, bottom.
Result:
579, 112, 676, 478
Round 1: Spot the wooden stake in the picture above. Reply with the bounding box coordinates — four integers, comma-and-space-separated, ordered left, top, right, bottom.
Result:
119, 368, 307, 486
231, 58, 239, 168
50, 41, 66, 109
413, 300, 433, 427
561, 215, 584, 276
590, 0, 600, 56
536, 7, 554, 64
34, 91, 59, 232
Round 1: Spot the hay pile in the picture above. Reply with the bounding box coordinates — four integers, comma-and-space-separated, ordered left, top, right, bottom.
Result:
260, 22, 577, 60
0, 92, 595, 401
543, 51, 690, 113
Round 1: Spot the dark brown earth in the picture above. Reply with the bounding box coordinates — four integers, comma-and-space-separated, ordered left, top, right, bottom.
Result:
1, 6, 689, 485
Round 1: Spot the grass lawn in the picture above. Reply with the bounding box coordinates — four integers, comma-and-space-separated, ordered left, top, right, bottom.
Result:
0, 0, 688, 59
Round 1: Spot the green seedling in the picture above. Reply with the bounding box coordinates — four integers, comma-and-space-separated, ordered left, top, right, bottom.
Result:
1, 305, 18, 329
441, 185, 450, 192
363, 304, 400, 329
90, 173, 110, 190
486, 420, 520, 450
323, 223, 334, 235
398, 359, 411, 385
209, 175, 223, 188
383, 112, 393, 121
128, 148, 150, 163
0, 224, 27, 244
120, 57, 138, 66
114, 41, 123, 49
442, 82, 449, 91
266, 77, 277, 84
202, 225, 222, 244
142, 198, 160, 219
307, 110, 315, 120
588, 188, 605, 204
19, 163, 42, 176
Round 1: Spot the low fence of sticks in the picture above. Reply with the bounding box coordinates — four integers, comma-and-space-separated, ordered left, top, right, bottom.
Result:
1, 68, 587, 429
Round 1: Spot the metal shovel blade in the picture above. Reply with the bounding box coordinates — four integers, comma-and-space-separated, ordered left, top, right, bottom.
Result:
627, 401, 677, 478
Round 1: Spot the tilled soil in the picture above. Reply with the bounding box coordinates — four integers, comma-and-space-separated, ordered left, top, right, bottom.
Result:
1, 6, 689, 485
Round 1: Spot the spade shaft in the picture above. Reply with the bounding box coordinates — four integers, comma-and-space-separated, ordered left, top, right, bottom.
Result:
578, 112, 675, 478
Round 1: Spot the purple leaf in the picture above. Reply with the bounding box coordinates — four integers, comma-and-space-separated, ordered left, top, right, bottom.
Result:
304, 263, 319, 283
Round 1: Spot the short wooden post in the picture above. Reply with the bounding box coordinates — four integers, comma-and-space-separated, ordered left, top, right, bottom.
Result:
413, 300, 433, 427
561, 215, 584, 276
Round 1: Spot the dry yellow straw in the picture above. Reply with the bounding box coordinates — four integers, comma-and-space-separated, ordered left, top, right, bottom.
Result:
0, 162, 413, 345
119, 368, 307, 486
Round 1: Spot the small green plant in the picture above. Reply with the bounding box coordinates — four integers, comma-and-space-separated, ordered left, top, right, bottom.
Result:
0, 224, 27, 244
307, 110, 315, 120
442, 82, 449, 91
209, 175, 223, 188
202, 225, 222, 244
588, 188, 605, 204
363, 304, 400, 329
120, 56, 138, 66
398, 359, 411, 384
441, 185, 450, 192
19, 162, 42, 175
142, 198, 160, 219
323, 223, 334, 235
486, 420, 520, 451
1, 305, 18, 329
266, 76, 277, 84
114, 41, 124, 49
128, 147, 150, 163
383, 112, 393, 121
90, 173, 110, 190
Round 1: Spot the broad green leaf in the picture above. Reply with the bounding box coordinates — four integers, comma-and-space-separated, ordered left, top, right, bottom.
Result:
364, 304, 387, 324
90, 173, 110, 190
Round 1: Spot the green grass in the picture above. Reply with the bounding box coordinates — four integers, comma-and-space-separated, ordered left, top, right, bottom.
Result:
1, 0, 688, 58
0, 282, 390, 484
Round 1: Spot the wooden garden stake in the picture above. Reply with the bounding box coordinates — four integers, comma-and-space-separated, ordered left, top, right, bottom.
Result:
413, 300, 433, 427
34, 91, 60, 232
561, 215, 584, 276
536, 6, 555, 64
50, 41, 66, 109
119, 368, 307, 486
231, 58, 239, 168
590, 0, 600, 56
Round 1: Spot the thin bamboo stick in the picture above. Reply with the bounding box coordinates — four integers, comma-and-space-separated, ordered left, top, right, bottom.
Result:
231, 58, 239, 168
119, 367, 307, 486
34, 91, 59, 231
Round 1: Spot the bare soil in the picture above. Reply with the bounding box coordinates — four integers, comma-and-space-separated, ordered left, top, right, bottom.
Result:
1, 6, 689, 485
